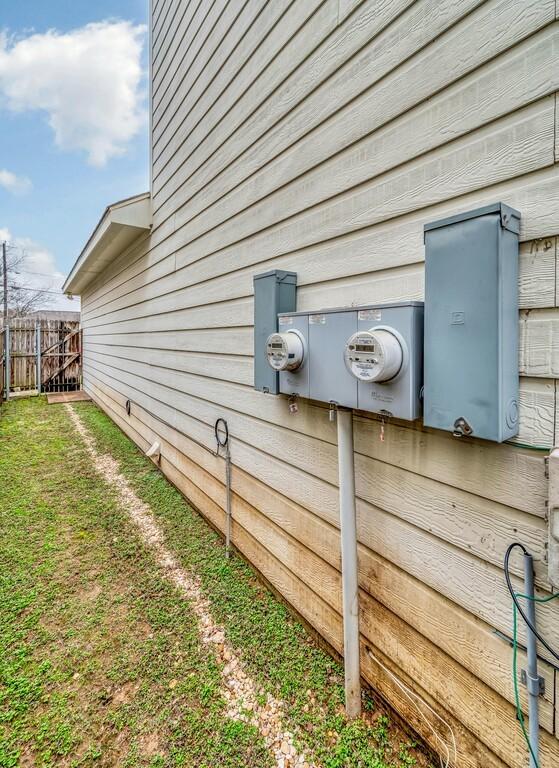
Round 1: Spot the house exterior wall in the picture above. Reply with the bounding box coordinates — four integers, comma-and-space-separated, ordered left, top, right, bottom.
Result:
79, 2, 559, 764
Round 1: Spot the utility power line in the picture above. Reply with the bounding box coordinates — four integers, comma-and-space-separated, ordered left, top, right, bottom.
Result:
13, 269, 65, 279
7, 284, 71, 297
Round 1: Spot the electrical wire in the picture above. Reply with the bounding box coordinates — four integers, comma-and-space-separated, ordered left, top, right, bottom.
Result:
504, 543, 559, 768
504, 543, 559, 663
6, 284, 70, 297
12, 269, 66, 279
512, 592, 559, 768
126, 398, 220, 458
365, 647, 457, 768
503, 441, 550, 453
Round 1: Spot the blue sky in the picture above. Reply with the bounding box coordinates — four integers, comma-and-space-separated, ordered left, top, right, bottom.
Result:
0, 0, 149, 308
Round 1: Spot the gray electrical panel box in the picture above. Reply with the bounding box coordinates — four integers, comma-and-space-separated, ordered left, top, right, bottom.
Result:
275, 303, 423, 420
423, 203, 520, 442
253, 270, 297, 394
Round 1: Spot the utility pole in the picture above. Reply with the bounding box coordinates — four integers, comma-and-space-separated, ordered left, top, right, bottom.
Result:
2, 241, 7, 326
2, 241, 7, 401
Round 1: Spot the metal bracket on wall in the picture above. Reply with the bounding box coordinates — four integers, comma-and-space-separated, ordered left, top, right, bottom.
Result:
520, 668, 545, 696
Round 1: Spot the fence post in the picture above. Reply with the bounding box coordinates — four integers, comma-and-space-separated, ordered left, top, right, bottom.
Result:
4, 325, 10, 401
36, 322, 41, 395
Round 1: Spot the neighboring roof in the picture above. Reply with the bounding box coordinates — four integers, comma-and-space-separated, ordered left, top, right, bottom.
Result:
29, 310, 81, 321
63, 192, 151, 295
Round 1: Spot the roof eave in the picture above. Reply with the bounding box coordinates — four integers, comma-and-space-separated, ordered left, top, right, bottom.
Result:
63, 192, 151, 296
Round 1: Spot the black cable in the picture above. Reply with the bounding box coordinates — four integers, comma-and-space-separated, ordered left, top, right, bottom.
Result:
214, 417, 229, 448
504, 542, 559, 663
124, 396, 220, 457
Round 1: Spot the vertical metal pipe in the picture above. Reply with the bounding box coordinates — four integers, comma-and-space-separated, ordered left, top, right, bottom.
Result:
214, 418, 232, 559
5, 325, 10, 401
225, 446, 232, 559
36, 323, 41, 394
2, 241, 8, 327
337, 408, 361, 717
523, 552, 540, 768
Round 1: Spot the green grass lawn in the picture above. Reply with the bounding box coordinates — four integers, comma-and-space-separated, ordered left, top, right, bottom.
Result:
0, 397, 433, 768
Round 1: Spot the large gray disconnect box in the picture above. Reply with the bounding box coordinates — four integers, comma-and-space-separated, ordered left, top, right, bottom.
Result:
253, 270, 297, 394
424, 203, 520, 443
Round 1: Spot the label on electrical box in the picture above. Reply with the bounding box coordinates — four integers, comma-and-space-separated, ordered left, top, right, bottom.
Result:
359, 309, 382, 321
371, 390, 394, 403
309, 314, 326, 325
278, 316, 293, 326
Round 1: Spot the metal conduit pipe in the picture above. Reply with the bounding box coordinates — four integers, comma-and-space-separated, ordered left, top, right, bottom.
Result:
336, 407, 361, 717
523, 552, 540, 768
215, 418, 232, 559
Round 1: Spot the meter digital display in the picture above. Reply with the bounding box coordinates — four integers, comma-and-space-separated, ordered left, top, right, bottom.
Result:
344, 328, 404, 382
265, 330, 305, 371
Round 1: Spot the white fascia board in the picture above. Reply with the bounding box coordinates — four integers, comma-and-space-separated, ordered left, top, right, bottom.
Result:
63, 192, 151, 296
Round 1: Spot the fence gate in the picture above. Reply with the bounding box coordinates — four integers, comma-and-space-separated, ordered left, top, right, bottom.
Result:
2, 318, 81, 399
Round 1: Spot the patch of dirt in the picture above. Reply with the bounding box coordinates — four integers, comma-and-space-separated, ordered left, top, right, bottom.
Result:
78, 583, 102, 602
111, 680, 141, 706
138, 732, 162, 758
19, 748, 37, 767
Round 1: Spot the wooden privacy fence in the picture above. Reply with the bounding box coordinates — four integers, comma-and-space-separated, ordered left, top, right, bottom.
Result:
2, 318, 81, 398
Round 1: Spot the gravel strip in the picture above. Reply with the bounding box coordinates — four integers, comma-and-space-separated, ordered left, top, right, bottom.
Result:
66, 404, 316, 768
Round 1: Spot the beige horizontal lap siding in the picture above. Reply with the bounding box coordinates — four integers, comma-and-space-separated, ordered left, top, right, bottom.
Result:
151, 2, 557, 248
152, 0, 219, 90
79, 0, 559, 764
152, 0, 206, 81
152, 0, 291, 152
151, 0, 338, 189
151, 0, 181, 51
152, 0, 250, 133
151, 0, 480, 212
81, 168, 559, 323
83, 342, 252, 387
151, 0, 554, 244
81, 353, 550, 576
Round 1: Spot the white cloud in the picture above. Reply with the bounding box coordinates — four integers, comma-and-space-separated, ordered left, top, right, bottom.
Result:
0, 168, 32, 195
0, 227, 79, 311
0, 21, 146, 166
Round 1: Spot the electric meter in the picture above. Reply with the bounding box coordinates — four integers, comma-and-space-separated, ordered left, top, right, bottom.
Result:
344, 327, 404, 382
266, 330, 305, 371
